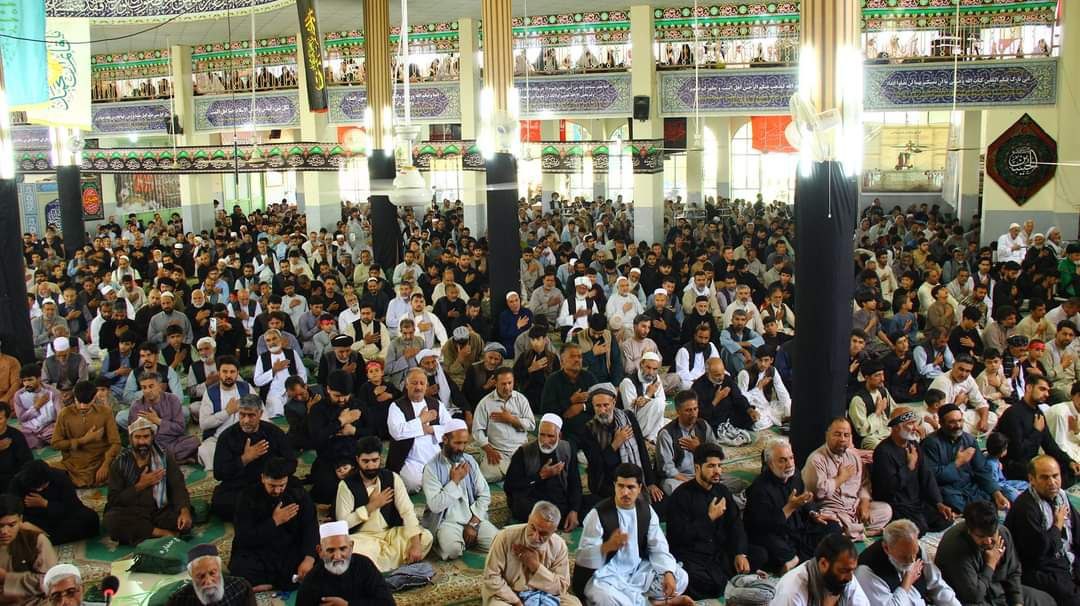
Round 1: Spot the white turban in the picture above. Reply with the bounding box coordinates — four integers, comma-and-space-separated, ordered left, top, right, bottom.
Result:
319, 521, 349, 540
42, 564, 81, 593
540, 413, 563, 430
52, 337, 70, 353
443, 418, 468, 434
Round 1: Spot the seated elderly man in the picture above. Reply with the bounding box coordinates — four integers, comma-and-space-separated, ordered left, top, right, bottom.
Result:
935, 500, 1055, 606
124, 372, 199, 464
655, 390, 722, 495
618, 351, 667, 442
581, 382, 664, 512
922, 404, 1012, 513
848, 359, 895, 450
42, 564, 88, 606
166, 544, 257, 606
387, 368, 456, 493
473, 367, 535, 483
482, 501, 580, 606
1005, 455, 1080, 603
745, 439, 842, 574
504, 414, 583, 532
930, 354, 995, 435
855, 519, 960, 605
803, 417, 892, 540
691, 356, 757, 444
871, 407, 955, 535
421, 418, 498, 560
104, 416, 192, 545
573, 463, 692, 606
462, 342, 508, 404
294, 521, 395, 606
335, 436, 432, 572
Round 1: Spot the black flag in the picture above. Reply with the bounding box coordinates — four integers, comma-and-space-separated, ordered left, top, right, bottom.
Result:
297, 0, 328, 112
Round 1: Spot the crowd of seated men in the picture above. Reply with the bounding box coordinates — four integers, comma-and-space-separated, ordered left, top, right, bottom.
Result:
7, 193, 1080, 604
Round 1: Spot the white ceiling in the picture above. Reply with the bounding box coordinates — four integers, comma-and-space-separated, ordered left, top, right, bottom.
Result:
91, 0, 688, 55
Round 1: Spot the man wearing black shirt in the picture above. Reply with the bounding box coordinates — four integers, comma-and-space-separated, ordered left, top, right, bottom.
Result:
871, 408, 954, 535
995, 374, 1080, 485
503, 414, 583, 532
949, 306, 985, 361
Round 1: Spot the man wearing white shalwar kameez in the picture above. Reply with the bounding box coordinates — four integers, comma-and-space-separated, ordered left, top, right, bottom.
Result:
576, 464, 691, 606
618, 352, 666, 442
736, 346, 791, 431
928, 358, 995, 435
558, 278, 600, 338
1046, 391, 1080, 463
606, 278, 644, 342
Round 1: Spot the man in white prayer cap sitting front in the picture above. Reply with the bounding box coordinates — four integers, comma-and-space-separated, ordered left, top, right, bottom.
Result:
421, 418, 498, 560
503, 413, 584, 533
42, 564, 84, 606
295, 522, 394, 606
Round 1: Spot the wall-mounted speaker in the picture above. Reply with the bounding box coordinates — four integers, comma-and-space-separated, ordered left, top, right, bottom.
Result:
633, 95, 650, 121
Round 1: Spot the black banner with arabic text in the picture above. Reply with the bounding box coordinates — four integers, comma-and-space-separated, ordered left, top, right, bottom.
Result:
296, 0, 328, 112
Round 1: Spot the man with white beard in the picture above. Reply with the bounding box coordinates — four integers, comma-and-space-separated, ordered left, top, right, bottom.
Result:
165, 544, 256, 606
295, 521, 395, 606
855, 519, 960, 606
618, 351, 666, 442
606, 277, 643, 341
557, 277, 600, 339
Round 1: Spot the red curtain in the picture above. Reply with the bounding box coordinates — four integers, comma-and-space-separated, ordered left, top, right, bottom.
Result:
520, 120, 541, 142
751, 115, 797, 154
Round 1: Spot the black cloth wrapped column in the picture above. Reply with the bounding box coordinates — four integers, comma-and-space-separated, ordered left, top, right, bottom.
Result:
57, 165, 85, 257
791, 161, 856, 464
486, 151, 520, 321
368, 150, 401, 273
0, 179, 34, 363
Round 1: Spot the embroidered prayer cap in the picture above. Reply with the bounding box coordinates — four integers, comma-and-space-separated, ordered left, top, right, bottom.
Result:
128, 415, 158, 434
186, 544, 219, 565
483, 342, 506, 356
42, 564, 81, 593
415, 348, 438, 364
452, 326, 470, 342
574, 277, 590, 288
319, 521, 350, 540
52, 337, 70, 353
505, 291, 520, 301
331, 335, 354, 348
196, 337, 216, 349
159, 291, 176, 300
40, 298, 56, 306
888, 407, 917, 428
641, 351, 662, 363
588, 383, 617, 399
540, 413, 563, 430
629, 267, 641, 275
616, 276, 629, 284
443, 418, 468, 434
653, 288, 667, 296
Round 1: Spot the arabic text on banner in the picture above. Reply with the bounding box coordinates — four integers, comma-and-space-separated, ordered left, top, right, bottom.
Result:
26, 17, 92, 131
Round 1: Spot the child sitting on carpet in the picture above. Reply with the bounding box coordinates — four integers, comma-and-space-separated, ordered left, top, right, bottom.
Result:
986, 432, 1028, 501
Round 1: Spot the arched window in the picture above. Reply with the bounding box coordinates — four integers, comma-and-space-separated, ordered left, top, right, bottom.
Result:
730, 120, 798, 203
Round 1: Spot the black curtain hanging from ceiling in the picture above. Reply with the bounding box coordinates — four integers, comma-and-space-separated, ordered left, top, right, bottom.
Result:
790, 160, 857, 465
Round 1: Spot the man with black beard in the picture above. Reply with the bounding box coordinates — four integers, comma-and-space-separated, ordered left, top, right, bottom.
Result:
665, 443, 767, 599
334, 436, 432, 571
871, 407, 955, 535
229, 457, 318, 592
774, 533, 870, 604
295, 521, 395, 606
308, 370, 368, 504
211, 394, 296, 521
745, 439, 842, 573
643, 289, 680, 365
855, 519, 960, 605
103, 416, 192, 545
317, 335, 365, 390
166, 544, 256, 606
504, 414, 583, 531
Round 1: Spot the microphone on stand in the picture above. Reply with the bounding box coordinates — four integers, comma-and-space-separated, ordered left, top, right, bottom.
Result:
100, 575, 119, 605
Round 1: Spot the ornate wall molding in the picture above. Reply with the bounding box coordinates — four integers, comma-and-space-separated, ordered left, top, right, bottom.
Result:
193, 91, 300, 132
864, 57, 1057, 110
327, 83, 461, 124
517, 74, 632, 118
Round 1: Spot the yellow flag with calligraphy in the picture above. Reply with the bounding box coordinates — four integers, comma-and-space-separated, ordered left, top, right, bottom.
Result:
26, 17, 92, 131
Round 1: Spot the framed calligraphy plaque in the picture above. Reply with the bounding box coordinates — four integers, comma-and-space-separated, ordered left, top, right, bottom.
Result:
985, 113, 1057, 206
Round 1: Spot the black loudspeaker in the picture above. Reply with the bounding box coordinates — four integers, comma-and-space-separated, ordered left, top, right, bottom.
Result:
269, 129, 282, 140
633, 95, 650, 120
164, 115, 183, 135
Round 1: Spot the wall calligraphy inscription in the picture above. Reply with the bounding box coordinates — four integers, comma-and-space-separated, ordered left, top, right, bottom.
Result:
516, 74, 632, 117
91, 101, 172, 134
864, 58, 1057, 110
194, 91, 300, 131
985, 113, 1057, 207
328, 83, 460, 124
660, 69, 798, 114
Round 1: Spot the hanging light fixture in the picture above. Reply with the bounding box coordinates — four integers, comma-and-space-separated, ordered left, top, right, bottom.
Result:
389, 0, 429, 208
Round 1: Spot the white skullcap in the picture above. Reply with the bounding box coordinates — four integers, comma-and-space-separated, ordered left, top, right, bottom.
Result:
505, 291, 519, 301
197, 337, 216, 349
415, 348, 437, 363
1009, 222, 1021, 229
653, 288, 668, 296
40, 298, 55, 306
615, 276, 628, 284
319, 521, 349, 540
443, 418, 468, 434
160, 291, 175, 299
42, 564, 81, 592
52, 337, 69, 353
569, 258, 577, 265
629, 267, 641, 275
574, 277, 590, 287
642, 351, 662, 363
540, 413, 563, 430
99, 284, 114, 295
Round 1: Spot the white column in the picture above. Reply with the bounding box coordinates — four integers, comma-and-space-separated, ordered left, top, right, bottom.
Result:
630, 4, 663, 244
708, 116, 731, 201
955, 110, 981, 228
684, 117, 704, 205
1054, 3, 1080, 240
540, 120, 559, 209
172, 45, 219, 233
457, 17, 486, 234
296, 35, 341, 231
